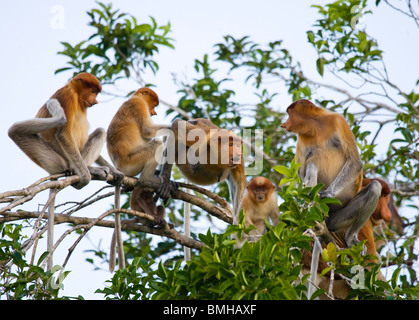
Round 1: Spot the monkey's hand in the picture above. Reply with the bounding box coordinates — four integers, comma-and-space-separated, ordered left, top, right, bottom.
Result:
318, 189, 335, 200
157, 179, 179, 201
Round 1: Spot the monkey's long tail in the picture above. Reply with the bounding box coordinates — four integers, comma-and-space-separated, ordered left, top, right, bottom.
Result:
184, 183, 191, 261
109, 186, 125, 272
47, 187, 57, 271
307, 239, 321, 299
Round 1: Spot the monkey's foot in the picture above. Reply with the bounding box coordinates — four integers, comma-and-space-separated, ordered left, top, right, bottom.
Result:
108, 168, 124, 186
89, 166, 110, 181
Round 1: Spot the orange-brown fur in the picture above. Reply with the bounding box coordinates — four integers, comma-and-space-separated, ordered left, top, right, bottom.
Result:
9, 73, 104, 189
281, 99, 362, 206
240, 176, 279, 237
37, 73, 100, 144
107, 87, 165, 177
170, 118, 246, 220
8, 73, 108, 270
303, 178, 393, 299
106, 87, 168, 272
281, 99, 382, 299
130, 186, 165, 227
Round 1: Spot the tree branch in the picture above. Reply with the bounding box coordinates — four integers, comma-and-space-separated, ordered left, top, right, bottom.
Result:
0, 171, 233, 270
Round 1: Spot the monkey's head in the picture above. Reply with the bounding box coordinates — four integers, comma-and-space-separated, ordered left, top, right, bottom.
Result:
247, 176, 275, 202
280, 99, 324, 135
71, 73, 102, 109
134, 87, 159, 116
208, 130, 242, 168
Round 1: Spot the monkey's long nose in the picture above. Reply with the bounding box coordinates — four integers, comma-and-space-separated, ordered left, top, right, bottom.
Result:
232, 156, 241, 163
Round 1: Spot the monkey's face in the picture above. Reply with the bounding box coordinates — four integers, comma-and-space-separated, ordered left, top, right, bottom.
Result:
280, 105, 304, 133
73, 73, 101, 108
228, 138, 242, 167
281, 100, 318, 134
149, 106, 157, 116
252, 187, 269, 202
209, 132, 242, 167
81, 89, 99, 108
135, 87, 159, 108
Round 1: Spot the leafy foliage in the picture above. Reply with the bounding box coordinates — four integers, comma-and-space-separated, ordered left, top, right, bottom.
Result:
98, 163, 419, 300
56, 2, 174, 84
2, 0, 418, 300
0, 223, 71, 300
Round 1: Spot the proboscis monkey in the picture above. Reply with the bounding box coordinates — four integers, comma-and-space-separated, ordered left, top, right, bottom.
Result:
304, 178, 395, 299
239, 176, 279, 243
106, 87, 172, 271
158, 118, 246, 224
130, 186, 165, 228
280, 99, 381, 298
8, 72, 120, 270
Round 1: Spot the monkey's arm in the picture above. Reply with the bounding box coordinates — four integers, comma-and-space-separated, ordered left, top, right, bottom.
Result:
303, 162, 318, 187
228, 166, 246, 224
141, 124, 171, 140
321, 119, 363, 199
320, 155, 362, 199
54, 117, 90, 189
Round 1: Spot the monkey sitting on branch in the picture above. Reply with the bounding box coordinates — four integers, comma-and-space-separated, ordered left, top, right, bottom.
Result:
280, 99, 382, 298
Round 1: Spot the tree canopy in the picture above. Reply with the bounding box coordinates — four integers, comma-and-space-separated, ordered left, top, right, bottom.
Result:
1, 0, 418, 300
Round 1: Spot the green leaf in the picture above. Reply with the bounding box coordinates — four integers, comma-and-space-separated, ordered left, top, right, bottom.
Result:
316, 57, 325, 76
274, 165, 292, 177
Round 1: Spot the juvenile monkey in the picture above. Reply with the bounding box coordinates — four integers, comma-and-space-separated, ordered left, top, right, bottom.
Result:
106, 87, 171, 271
130, 186, 165, 228
281, 99, 381, 298
240, 176, 279, 241
8, 73, 117, 270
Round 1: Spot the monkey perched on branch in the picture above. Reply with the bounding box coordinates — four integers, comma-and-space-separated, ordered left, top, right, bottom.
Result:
281, 99, 382, 298
158, 118, 246, 225
106, 87, 176, 271
238, 176, 279, 244
8, 72, 122, 270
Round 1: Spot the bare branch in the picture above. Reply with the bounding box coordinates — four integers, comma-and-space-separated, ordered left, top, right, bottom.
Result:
0, 171, 234, 269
